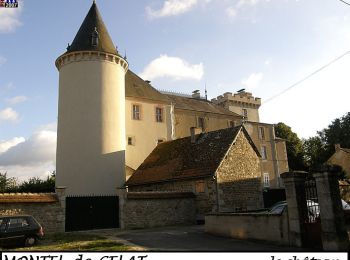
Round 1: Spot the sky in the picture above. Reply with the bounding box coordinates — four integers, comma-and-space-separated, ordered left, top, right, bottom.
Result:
0, 0, 350, 181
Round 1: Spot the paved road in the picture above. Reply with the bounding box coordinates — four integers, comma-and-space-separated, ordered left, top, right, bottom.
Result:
111, 225, 301, 251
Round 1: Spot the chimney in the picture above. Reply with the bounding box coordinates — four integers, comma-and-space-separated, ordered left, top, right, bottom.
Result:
190, 127, 202, 143
192, 90, 200, 99
335, 144, 341, 152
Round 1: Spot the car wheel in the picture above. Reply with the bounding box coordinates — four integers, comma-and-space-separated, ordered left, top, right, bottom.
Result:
24, 236, 36, 247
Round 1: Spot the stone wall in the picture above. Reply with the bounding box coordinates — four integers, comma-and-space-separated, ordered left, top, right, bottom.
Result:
0, 193, 64, 233
205, 211, 290, 245
128, 178, 216, 220
216, 131, 263, 212
121, 191, 196, 229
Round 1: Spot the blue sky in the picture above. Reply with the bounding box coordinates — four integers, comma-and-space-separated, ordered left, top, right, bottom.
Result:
1, 0, 350, 180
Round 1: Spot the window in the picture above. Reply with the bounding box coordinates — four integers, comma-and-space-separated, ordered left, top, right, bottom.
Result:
195, 181, 205, 193
228, 120, 235, 128
8, 218, 28, 229
242, 108, 248, 119
127, 136, 135, 146
263, 173, 270, 187
259, 127, 265, 140
198, 117, 205, 131
132, 104, 141, 120
155, 107, 163, 122
261, 145, 267, 160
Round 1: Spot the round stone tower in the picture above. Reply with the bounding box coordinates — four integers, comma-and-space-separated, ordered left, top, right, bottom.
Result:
55, 2, 128, 196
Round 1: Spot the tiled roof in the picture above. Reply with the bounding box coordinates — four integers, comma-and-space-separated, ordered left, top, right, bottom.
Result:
125, 71, 170, 103
0, 193, 59, 203
165, 94, 241, 117
341, 148, 350, 154
126, 126, 259, 186
67, 2, 118, 55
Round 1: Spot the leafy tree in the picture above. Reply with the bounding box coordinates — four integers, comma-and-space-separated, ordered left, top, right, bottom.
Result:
0, 172, 18, 192
17, 171, 55, 193
275, 122, 306, 171
304, 112, 350, 169
303, 136, 328, 169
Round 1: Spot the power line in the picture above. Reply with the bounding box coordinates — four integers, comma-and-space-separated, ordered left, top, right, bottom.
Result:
338, 0, 350, 6
262, 50, 350, 105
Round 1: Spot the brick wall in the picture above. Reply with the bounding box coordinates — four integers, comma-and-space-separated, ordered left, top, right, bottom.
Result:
0, 193, 64, 233
121, 191, 196, 229
216, 131, 263, 212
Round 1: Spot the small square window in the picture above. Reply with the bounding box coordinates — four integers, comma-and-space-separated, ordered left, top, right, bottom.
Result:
195, 181, 205, 193
156, 107, 163, 122
228, 120, 235, 128
259, 127, 265, 140
132, 105, 141, 120
263, 173, 270, 187
242, 108, 248, 119
198, 117, 205, 131
127, 136, 135, 146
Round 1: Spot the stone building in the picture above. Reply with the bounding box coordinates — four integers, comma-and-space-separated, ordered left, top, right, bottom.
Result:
212, 91, 289, 188
327, 144, 350, 178
126, 125, 263, 220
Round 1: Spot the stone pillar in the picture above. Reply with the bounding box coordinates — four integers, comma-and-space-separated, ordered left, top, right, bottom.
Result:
280, 171, 307, 247
116, 187, 127, 229
55, 186, 66, 232
314, 171, 349, 251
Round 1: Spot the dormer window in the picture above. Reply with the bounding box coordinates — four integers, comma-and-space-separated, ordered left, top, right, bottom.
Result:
91, 27, 99, 47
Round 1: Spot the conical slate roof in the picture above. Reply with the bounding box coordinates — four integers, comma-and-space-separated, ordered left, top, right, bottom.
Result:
67, 2, 118, 55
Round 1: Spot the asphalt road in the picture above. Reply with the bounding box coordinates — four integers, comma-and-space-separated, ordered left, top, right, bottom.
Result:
113, 225, 301, 252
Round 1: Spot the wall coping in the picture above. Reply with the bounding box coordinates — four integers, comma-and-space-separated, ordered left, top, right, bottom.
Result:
280, 171, 308, 179
206, 212, 283, 217
127, 191, 195, 200
0, 193, 59, 203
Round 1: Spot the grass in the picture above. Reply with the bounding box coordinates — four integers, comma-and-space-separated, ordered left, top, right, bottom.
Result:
5, 232, 132, 251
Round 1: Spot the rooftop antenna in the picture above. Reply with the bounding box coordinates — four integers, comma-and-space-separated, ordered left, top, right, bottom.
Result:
205, 83, 208, 100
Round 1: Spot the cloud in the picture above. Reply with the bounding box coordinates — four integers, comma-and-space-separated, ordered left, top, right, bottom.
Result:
6, 95, 28, 105
0, 56, 6, 66
0, 123, 57, 181
139, 55, 204, 81
0, 107, 19, 122
241, 72, 263, 90
0, 137, 25, 154
0, 1, 23, 33
226, 6, 237, 18
146, 0, 199, 18
0, 130, 56, 167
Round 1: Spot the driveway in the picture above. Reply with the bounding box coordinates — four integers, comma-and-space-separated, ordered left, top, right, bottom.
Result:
94, 225, 302, 251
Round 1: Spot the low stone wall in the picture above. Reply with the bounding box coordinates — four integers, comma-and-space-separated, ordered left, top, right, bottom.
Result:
0, 193, 64, 233
122, 191, 196, 229
205, 211, 290, 246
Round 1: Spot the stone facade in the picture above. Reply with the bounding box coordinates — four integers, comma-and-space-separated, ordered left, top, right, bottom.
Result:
121, 192, 196, 229
128, 127, 263, 219
327, 144, 350, 179
128, 178, 216, 219
216, 131, 263, 211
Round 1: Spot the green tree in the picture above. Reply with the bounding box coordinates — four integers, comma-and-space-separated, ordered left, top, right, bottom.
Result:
275, 122, 306, 171
304, 112, 350, 168
17, 171, 55, 193
0, 172, 18, 192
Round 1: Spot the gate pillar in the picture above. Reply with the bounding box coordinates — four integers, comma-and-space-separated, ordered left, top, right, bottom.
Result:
314, 169, 349, 251
281, 171, 306, 247
117, 187, 127, 230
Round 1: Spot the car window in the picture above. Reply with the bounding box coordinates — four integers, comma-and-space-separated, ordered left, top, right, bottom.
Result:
0, 219, 6, 231
8, 218, 29, 229
269, 204, 285, 214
